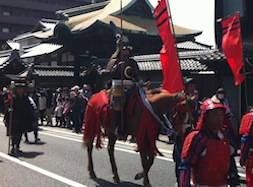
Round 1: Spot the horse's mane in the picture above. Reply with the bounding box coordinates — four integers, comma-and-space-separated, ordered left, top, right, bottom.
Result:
146, 88, 181, 117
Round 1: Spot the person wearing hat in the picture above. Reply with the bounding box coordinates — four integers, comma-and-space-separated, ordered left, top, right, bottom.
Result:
211, 86, 238, 147
179, 98, 239, 187
239, 108, 253, 187
211, 86, 233, 117
70, 85, 85, 133
105, 35, 141, 136
79, 84, 92, 127
5, 81, 35, 154
171, 77, 199, 186
24, 82, 41, 143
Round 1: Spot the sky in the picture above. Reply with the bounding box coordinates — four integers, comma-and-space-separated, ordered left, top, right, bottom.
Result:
148, 0, 216, 48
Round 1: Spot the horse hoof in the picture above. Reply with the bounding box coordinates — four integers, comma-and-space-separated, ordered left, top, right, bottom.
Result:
134, 173, 143, 180
113, 176, 120, 184
89, 172, 97, 179
145, 184, 152, 187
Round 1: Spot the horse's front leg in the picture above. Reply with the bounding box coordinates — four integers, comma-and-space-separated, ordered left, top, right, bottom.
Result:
107, 134, 120, 183
136, 151, 154, 187
143, 155, 154, 187
85, 140, 96, 179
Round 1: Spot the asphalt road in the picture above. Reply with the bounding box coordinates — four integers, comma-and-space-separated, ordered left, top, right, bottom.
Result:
0, 121, 178, 187
0, 118, 246, 187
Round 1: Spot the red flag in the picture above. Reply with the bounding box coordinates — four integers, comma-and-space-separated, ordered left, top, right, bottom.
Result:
221, 12, 245, 85
154, 0, 184, 93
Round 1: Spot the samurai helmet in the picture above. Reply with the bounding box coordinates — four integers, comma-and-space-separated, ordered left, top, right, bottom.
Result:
200, 98, 227, 113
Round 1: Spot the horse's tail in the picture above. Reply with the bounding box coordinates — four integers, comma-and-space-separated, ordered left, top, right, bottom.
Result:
83, 104, 102, 148
83, 90, 110, 149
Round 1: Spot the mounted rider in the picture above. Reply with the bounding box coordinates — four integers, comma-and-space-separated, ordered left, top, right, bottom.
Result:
104, 34, 141, 135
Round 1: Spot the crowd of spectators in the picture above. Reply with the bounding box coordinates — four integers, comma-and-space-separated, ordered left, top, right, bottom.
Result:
0, 83, 92, 135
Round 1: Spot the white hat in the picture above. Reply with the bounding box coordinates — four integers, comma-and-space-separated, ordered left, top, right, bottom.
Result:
83, 84, 88, 89
71, 85, 80, 90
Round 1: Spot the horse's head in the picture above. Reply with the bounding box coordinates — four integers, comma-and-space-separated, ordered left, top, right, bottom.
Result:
146, 88, 183, 117
171, 94, 197, 133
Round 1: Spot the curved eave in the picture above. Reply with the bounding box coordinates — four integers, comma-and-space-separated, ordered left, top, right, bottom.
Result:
173, 24, 202, 38
71, 15, 202, 37
34, 30, 54, 39
175, 31, 202, 38
111, 0, 137, 16
71, 19, 158, 36
144, 0, 155, 10
57, 1, 109, 17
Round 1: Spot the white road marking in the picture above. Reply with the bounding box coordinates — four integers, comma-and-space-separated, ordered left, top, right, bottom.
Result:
39, 131, 246, 178
0, 152, 88, 187
39, 130, 173, 154
0, 123, 246, 179
40, 131, 82, 143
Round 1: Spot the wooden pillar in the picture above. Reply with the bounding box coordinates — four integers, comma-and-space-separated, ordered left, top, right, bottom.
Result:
74, 54, 80, 85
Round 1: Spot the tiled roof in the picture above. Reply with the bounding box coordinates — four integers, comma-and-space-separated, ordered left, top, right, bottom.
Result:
180, 50, 226, 61
32, 66, 88, 77
134, 50, 226, 61
176, 41, 211, 50
0, 57, 10, 69
180, 59, 208, 71
35, 69, 74, 77
133, 49, 226, 72
0, 50, 26, 70
136, 59, 208, 71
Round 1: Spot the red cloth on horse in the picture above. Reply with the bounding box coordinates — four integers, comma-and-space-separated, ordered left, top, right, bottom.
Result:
239, 112, 253, 135
127, 91, 163, 156
83, 90, 110, 148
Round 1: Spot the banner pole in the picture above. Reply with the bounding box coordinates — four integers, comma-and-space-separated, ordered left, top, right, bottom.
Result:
237, 11, 248, 116
120, 0, 124, 134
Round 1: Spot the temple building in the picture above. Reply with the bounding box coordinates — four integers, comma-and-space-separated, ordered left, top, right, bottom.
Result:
1, 0, 253, 129
0, 0, 90, 49
1, 0, 203, 89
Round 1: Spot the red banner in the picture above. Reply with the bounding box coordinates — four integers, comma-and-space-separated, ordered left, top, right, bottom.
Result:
154, 0, 184, 93
221, 12, 245, 85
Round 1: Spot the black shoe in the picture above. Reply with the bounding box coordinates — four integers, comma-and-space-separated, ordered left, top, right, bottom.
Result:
114, 127, 120, 136
10, 147, 22, 155
16, 149, 23, 153
10, 148, 17, 155
35, 138, 41, 142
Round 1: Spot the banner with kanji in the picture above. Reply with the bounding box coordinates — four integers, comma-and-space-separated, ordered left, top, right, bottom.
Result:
154, 0, 184, 93
221, 12, 245, 85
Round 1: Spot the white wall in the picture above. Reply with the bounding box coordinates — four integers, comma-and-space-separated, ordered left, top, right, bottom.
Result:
149, 0, 216, 48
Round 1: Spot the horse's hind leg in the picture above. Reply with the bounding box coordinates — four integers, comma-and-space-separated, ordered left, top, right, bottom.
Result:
86, 140, 96, 179
107, 134, 120, 183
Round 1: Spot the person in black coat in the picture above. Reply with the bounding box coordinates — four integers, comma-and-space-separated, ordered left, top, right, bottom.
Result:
5, 82, 35, 154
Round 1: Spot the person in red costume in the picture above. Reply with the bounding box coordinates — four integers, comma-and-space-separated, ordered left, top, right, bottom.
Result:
180, 98, 239, 187
239, 109, 253, 187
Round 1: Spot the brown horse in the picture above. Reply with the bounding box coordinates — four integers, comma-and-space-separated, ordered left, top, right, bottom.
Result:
83, 88, 182, 187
